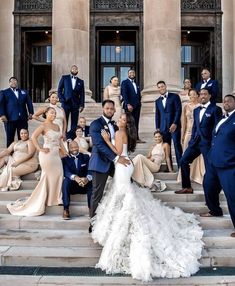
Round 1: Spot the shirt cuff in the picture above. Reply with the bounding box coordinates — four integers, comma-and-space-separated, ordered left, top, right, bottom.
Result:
70, 174, 76, 180
86, 175, 92, 181
113, 155, 119, 163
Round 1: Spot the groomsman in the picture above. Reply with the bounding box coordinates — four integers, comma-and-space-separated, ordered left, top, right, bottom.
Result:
62, 140, 92, 220
195, 68, 218, 103
175, 88, 222, 194
0, 77, 34, 147
121, 69, 144, 143
58, 65, 85, 139
201, 95, 235, 237
155, 81, 182, 167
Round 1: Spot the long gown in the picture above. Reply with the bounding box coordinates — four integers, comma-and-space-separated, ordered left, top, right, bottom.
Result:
7, 130, 63, 216
0, 140, 38, 191
178, 103, 205, 184
103, 85, 122, 122
132, 143, 165, 188
92, 144, 203, 282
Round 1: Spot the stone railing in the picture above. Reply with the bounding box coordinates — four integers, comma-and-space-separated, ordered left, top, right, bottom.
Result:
92, 0, 143, 10
181, 0, 220, 10
16, 0, 52, 11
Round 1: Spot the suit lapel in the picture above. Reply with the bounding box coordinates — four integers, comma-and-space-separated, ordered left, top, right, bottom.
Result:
200, 104, 212, 125
216, 112, 235, 134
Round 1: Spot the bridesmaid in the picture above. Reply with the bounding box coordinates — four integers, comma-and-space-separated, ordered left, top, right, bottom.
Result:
132, 131, 173, 189
179, 88, 205, 184
7, 107, 67, 216
0, 129, 38, 191
103, 76, 122, 121
179, 78, 192, 107
33, 92, 67, 140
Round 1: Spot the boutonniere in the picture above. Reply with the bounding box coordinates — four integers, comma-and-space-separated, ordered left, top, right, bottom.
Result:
104, 125, 109, 130
205, 113, 211, 117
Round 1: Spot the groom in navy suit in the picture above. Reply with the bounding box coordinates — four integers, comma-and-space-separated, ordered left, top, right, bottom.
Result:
195, 68, 218, 103
88, 100, 130, 231
0, 77, 34, 147
62, 140, 92, 220
155, 81, 182, 168
175, 88, 222, 194
121, 69, 144, 143
58, 65, 85, 139
201, 95, 235, 237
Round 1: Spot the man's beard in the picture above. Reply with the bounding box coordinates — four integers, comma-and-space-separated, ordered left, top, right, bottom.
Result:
71, 71, 78, 76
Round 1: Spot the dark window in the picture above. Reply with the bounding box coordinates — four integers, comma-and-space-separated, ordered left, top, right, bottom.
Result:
32, 45, 52, 63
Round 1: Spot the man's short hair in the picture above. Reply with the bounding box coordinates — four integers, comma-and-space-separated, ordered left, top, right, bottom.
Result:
200, 87, 210, 94
224, 94, 235, 101
157, 80, 166, 86
9, 76, 18, 82
102, 99, 115, 107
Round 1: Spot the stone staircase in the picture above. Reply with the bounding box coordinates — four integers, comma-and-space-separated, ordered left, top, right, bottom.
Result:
0, 102, 235, 285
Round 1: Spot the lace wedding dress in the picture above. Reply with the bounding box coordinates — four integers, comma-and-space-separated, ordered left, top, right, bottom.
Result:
92, 144, 203, 282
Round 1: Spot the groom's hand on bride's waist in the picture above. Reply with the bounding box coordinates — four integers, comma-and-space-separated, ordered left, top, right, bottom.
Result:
117, 156, 131, 167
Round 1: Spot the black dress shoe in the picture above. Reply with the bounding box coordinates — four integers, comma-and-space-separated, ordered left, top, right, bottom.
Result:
88, 225, 92, 233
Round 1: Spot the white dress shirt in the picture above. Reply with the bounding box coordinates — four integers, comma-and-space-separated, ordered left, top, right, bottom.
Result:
71, 76, 76, 90
161, 92, 168, 109
129, 78, 137, 93
215, 109, 235, 133
200, 78, 211, 89
11, 88, 19, 99
199, 101, 210, 122
102, 115, 115, 143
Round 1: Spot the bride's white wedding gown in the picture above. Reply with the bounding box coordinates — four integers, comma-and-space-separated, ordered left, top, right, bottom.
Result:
92, 144, 203, 282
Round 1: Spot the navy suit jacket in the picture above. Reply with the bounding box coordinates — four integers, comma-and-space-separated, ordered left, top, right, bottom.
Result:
62, 153, 91, 180
58, 75, 85, 107
0, 88, 34, 121
189, 104, 222, 147
195, 79, 218, 103
155, 93, 182, 133
209, 112, 235, 168
88, 117, 117, 173
121, 78, 141, 109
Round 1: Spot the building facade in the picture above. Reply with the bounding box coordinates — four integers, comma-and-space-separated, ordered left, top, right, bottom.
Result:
0, 0, 234, 103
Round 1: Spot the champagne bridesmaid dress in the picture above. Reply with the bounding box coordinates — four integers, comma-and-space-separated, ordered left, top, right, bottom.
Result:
7, 130, 63, 216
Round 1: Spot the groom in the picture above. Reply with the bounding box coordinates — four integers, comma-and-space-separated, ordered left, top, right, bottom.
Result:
88, 99, 130, 231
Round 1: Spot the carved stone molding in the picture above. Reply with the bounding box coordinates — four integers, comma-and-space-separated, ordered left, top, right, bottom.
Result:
18, 0, 52, 11
181, 0, 220, 10
92, 0, 143, 10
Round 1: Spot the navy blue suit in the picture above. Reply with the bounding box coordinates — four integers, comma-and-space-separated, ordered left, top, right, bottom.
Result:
195, 79, 218, 103
155, 93, 182, 167
0, 88, 34, 146
121, 78, 141, 138
62, 153, 92, 210
58, 75, 85, 138
180, 103, 222, 189
88, 116, 117, 218
203, 111, 235, 225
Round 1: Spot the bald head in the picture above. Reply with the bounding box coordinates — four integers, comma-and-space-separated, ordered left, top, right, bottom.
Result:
68, 140, 79, 155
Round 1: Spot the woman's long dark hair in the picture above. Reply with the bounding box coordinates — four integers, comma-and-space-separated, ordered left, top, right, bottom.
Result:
125, 112, 137, 153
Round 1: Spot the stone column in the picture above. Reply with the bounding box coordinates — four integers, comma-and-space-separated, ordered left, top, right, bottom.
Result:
0, 0, 14, 89
221, 0, 234, 96
52, 0, 92, 99
142, 0, 181, 101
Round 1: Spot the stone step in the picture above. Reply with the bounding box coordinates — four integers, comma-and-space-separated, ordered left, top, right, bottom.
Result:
0, 228, 235, 249
2, 275, 235, 286
0, 213, 232, 231
1, 245, 235, 268
0, 190, 225, 204
18, 178, 199, 191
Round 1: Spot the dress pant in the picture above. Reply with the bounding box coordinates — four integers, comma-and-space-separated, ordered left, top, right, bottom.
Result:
62, 177, 92, 210
4, 120, 28, 147
180, 143, 210, 189
89, 171, 110, 218
203, 163, 235, 226
162, 128, 182, 168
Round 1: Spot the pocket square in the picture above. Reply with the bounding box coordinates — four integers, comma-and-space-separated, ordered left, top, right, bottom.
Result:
205, 113, 211, 117
207, 83, 212, 87
21, 91, 26, 94
81, 164, 86, 167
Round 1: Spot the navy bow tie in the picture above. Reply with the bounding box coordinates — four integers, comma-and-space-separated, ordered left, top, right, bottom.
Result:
200, 106, 206, 110
222, 113, 229, 118
108, 120, 115, 125
161, 95, 167, 100
71, 76, 77, 79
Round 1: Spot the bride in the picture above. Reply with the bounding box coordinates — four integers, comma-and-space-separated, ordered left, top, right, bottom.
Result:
91, 112, 203, 282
